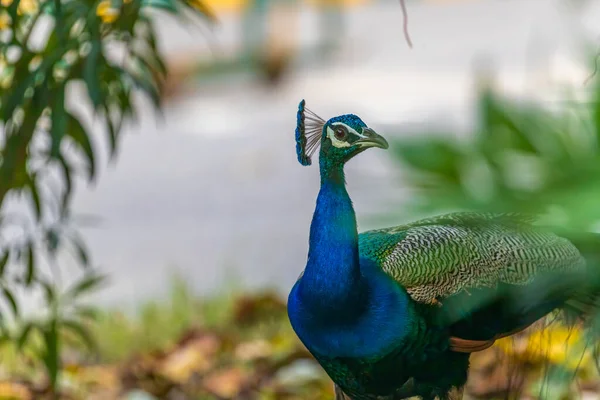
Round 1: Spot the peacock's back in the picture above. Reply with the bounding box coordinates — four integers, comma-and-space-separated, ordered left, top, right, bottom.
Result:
358, 212, 593, 347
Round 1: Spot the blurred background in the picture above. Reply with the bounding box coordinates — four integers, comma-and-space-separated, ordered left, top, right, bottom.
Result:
4, 0, 600, 398
75, 0, 600, 308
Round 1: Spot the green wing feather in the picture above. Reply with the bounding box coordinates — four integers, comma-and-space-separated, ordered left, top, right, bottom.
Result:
358, 212, 586, 305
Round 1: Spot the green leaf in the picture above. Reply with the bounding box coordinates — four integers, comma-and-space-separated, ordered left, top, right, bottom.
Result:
143, 17, 160, 55
54, 152, 73, 217
135, 18, 168, 78
67, 274, 107, 299
103, 105, 119, 159
394, 138, 464, 184
1, 287, 18, 317
17, 322, 36, 349
1, 51, 37, 122
476, 89, 539, 156
25, 243, 35, 285
46, 228, 60, 254
40, 280, 56, 305
83, 40, 103, 108
65, 112, 96, 181
70, 234, 90, 267
138, 46, 167, 80
74, 306, 99, 321
62, 319, 97, 352
0, 251, 10, 277
6, 0, 21, 21
50, 85, 67, 157
120, 63, 161, 110
27, 175, 42, 221
42, 321, 59, 389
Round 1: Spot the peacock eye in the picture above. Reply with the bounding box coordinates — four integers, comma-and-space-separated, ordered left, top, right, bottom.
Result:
334, 127, 347, 140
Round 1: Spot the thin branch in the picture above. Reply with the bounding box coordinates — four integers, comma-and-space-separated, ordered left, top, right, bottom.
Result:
400, 0, 413, 48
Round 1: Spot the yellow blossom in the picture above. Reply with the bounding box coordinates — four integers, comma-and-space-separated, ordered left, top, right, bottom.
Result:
18, 0, 38, 13
96, 0, 119, 24
2, 0, 39, 15
496, 325, 590, 370
0, 12, 10, 30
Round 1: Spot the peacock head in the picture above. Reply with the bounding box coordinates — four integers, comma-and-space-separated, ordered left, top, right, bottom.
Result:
295, 99, 389, 168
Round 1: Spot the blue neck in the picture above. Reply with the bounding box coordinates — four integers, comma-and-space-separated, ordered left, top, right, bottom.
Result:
299, 163, 366, 316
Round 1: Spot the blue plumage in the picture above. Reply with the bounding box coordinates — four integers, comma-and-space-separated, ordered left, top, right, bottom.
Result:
327, 114, 367, 129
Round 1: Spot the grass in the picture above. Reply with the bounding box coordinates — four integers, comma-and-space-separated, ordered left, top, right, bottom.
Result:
91, 275, 239, 363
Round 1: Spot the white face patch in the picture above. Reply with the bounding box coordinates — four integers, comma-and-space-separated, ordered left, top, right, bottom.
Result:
326, 122, 366, 148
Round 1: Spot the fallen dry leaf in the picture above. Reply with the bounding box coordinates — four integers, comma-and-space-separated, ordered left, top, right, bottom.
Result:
234, 339, 273, 362
0, 381, 32, 400
79, 365, 120, 390
157, 330, 221, 383
202, 367, 249, 398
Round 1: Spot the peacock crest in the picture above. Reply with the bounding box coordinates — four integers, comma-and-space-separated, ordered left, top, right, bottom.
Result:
295, 99, 325, 166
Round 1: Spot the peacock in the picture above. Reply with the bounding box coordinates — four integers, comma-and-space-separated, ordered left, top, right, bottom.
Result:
286, 99, 600, 400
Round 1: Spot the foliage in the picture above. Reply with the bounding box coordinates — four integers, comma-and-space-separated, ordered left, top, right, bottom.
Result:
390, 73, 600, 232
387, 65, 600, 397
15, 272, 107, 396
91, 275, 236, 363
0, 0, 213, 395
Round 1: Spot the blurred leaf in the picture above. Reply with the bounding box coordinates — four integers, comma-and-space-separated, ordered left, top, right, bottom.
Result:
55, 151, 73, 216
46, 228, 61, 255
74, 305, 99, 321
70, 234, 90, 267
1, 51, 36, 122
50, 85, 67, 157
24, 243, 35, 285
65, 112, 96, 181
40, 280, 56, 305
135, 47, 167, 81
391, 75, 600, 235
62, 319, 97, 352
142, 17, 166, 73
67, 274, 107, 299
83, 40, 103, 108
1, 287, 18, 317
103, 104, 120, 159
26, 175, 42, 221
17, 322, 36, 349
42, 321, 59, 389
0, 251, 10, 277
394, 137, 465, 184
122, 63, 161, 109
6, 0, 21, 20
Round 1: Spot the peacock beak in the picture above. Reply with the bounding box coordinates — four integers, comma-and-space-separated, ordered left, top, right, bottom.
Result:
355, 128, 389, 150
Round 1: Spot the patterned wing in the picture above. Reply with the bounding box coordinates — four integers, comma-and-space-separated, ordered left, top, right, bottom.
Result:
358, 212, 586, 305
